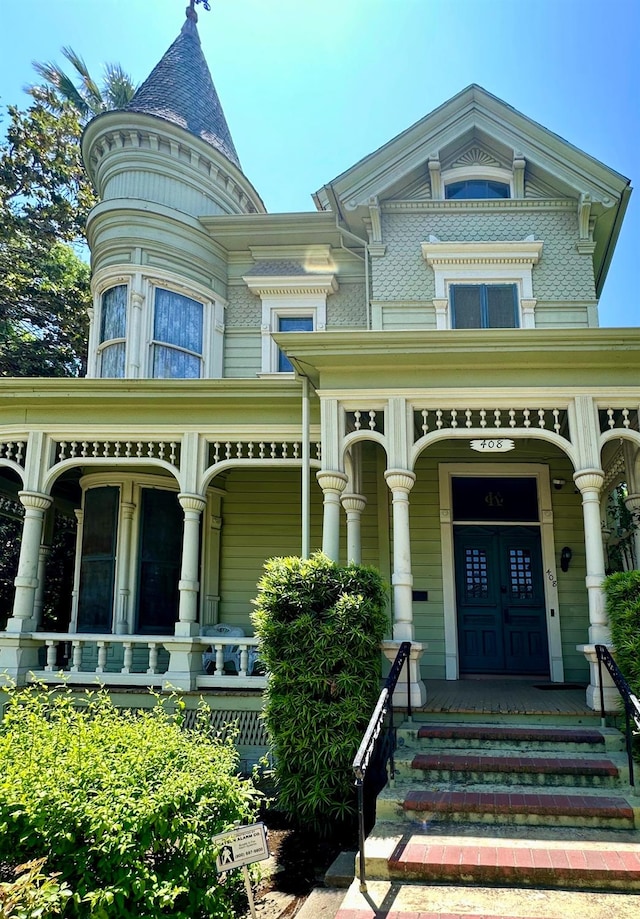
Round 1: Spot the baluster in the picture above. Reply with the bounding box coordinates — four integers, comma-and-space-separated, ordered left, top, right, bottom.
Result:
259, 442, 265, 459
316, 442, 322, 461
354, 410, 362, 430
16, 442, 25, 464
538, 408, 546, 428
622, 408, 630, 427
465, 409, 473, 428
436, 409, 443, 429
248, 442, 254, 458
125, 441, 132, 457
509, 409, 516, 427
136, 441, 143, 457
45, 640, 57, 672
170, 442, 177, 464
480, 409, 487, 428
114, 441, 121, 457
270, 442, 277, 458
158, 442, 165, 459
607, 408, 615, 428
147, 642, 159, 674
239, 645, 249, 676
368, 410, 376, 430
282, 442, 288, 458
71, 641, 83, 672
92, 441, 100, 456
236, 442, 243, 458
58, 441, 67, 461
122, 642, 133, 674
421, 409, 429, 434
145, 442, 154, 457
96, 641, 108, 673
451, 409, 458, 428
553, 409, 560, 433
523, 409, 531, 428
213, 441, 220, 463
81, 441, 89, 457
494, 409, 501, 427
215, 643, 225, 675
293, 443, 299, 459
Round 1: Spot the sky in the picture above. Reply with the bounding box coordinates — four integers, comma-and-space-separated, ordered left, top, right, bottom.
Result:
1, 0, 638, 327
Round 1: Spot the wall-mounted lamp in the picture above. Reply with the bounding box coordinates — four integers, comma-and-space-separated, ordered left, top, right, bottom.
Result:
560, 546, 572, 572
552, 478, 567, 490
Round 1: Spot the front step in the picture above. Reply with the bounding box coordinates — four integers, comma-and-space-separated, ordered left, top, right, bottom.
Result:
362, 719, 640, 892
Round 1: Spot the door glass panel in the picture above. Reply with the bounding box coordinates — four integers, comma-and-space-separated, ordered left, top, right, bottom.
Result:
464, 547, 489, 599
508, 547, 534, 599
77, 486, 119, 632
137, 489, 183, 634
452, 477, 539, 522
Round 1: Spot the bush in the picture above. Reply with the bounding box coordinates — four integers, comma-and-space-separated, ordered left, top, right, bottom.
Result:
0, 858, 71, 918
0, 687, 260, 918
605, 569, 640, 695
252, 552, 387, 836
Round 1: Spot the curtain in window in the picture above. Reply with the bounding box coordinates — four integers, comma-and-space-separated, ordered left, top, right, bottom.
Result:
100, 342, 126, 378
152, 289, 203, 378
100, 285, 127, 342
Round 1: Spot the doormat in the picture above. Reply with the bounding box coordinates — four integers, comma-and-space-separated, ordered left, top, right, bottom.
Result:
534, 683, 585, 691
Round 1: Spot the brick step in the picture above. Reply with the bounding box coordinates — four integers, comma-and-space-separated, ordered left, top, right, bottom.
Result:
383, 834, 640, 890
392, 788, 636, 829
403, 751, 624, 787
411, 724, 620, 753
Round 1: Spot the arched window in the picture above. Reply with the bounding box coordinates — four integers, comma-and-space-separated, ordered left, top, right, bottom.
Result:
445, 179, 510, 199
98, 285, 127, 378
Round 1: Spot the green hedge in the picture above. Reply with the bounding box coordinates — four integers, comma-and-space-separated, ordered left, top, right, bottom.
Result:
252, 552, 387, 835
605, 569, 640, 695
0, 687, 260, 918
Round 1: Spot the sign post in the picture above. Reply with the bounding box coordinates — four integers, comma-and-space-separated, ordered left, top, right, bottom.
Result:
213, 823, 270, 919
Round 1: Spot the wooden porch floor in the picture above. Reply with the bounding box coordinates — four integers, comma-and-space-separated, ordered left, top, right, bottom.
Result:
420, 679, 592, 716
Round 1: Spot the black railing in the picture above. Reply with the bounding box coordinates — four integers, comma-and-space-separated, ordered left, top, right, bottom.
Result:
596, 644, 640, 787
352, 641, 412, 893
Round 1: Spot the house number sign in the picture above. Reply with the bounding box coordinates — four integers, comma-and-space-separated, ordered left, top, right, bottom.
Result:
470, 439, 515, 453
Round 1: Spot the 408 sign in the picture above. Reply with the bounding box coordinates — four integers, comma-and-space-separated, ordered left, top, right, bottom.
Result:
470, 439, 515, 453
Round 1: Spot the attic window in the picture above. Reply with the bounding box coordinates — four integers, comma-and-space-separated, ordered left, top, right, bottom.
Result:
445, 180, 510, 199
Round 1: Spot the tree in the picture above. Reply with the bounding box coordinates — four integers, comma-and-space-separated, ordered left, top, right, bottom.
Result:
0, 101, 95, 376
28, 46, 137, 121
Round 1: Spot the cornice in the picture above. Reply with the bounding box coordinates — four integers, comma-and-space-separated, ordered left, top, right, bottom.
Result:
421, 239, 543, 267
382, 198, 575, 213
243, 275, 338, 296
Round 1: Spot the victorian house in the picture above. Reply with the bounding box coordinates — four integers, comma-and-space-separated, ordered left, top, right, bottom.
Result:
1, 5, 638, 724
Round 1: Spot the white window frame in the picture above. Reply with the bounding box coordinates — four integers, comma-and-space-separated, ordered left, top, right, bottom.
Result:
243, 275, 336, 375
421, 240, 543, 330
442, 165, 514, 199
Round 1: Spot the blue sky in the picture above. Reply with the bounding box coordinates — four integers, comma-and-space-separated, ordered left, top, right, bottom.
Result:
1, 0, 638, 326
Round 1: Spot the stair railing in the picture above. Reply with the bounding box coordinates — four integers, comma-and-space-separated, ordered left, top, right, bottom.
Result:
352, 640, 412, 893
595, 644, 640, 787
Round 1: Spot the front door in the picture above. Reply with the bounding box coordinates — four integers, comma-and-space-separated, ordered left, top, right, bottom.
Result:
454, 525, 548, 675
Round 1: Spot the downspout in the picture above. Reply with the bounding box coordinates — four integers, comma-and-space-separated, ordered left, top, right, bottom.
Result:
324, 183, 372, 330
301, 375, 310, 558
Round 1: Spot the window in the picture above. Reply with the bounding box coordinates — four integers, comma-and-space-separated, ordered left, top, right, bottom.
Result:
98, 285, 127, 378
445, 179, 510, 199
450, 284, 519, 329
277, 316, 313, 371
152, 288, 203, 378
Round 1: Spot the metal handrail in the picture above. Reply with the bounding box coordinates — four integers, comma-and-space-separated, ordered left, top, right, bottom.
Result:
352, 641, 412, 892
595, 644, 640, 787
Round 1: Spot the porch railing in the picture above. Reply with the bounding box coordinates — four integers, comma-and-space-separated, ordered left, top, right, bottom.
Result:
352, 641, 412, 893
596, 644, 640, 787
20, 632, 265, 690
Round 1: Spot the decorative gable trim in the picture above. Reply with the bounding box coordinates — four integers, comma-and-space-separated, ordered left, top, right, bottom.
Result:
448, 146, 502, 169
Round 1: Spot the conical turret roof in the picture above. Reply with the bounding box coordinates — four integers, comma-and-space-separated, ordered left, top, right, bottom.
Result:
126, 6, 241, 169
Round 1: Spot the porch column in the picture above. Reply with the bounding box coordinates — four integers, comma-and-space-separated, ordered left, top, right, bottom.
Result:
384, 470, 416, 639
6, 492, 52, 632
624, 493, 640, 568
317, 471, 348, 561
341, 493, 366, 564
115, 502, 135, 634
32, 544, 51, 629
69, 508, 83, 632
574, 469, 614, 709
383, 469, 426, 708
176, 493, 206, 637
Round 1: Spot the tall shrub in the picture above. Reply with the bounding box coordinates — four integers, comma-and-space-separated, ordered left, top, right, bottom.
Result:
605, 569, 640, 695
252, 552, 387, 835
0, 687, 259, 918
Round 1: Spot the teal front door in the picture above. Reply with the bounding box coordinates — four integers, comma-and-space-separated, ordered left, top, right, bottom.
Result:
454, 525, 549, 675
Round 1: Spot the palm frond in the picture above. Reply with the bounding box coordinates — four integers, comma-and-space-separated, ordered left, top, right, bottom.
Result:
62, 46, 103, 113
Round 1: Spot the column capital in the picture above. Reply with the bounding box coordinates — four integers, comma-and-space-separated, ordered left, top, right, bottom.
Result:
18, 491, 52, 512
178, 493, 206, 514
316, 470, 348, 495
573, 469, 604, 493
624, 493, 640, 514
341, 493, 367, 514
384, 469, 416, 494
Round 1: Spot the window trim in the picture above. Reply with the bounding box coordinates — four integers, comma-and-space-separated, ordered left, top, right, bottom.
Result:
442, 165, 514, 199
450, 283, 519, 329
96, 283, 129, 379
421, 240, 542, 330
148, 285, 205, 380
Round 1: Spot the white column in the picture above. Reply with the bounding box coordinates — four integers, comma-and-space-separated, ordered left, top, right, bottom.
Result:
574, 468, 615, 710
6, 492, 52, 632
128, 288, 144, 377
317, 471, 347, 561
624, 493, 640, 568
115, 502, 135, 634
341, 493, 366, 564
69, 508, 84, 632
32, 544, 51, 630
176, 493, 206, 637
384, 470, 416, 640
